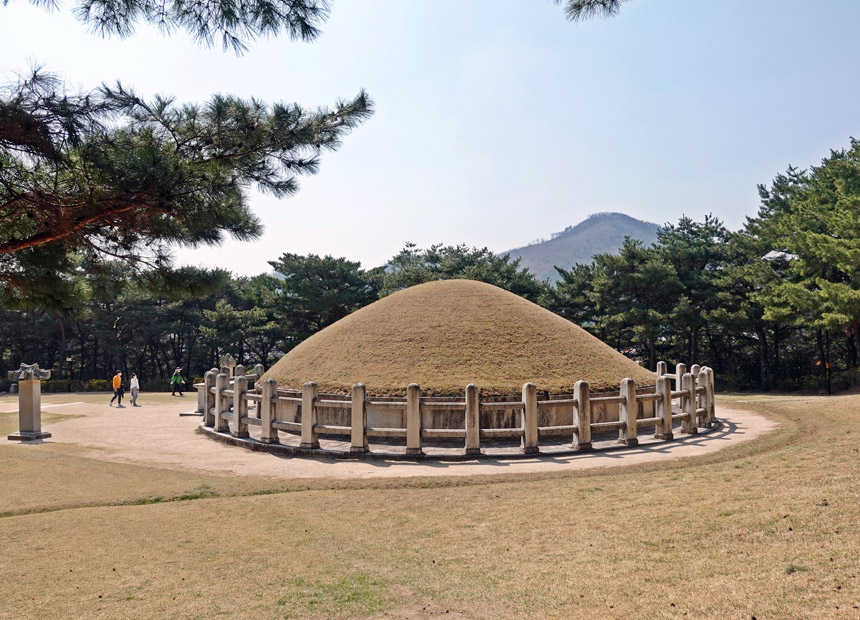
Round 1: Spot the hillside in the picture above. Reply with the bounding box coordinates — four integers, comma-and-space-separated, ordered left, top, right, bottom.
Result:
503, 212, 660, 282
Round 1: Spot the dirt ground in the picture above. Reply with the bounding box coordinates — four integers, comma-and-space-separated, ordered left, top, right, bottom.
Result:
0, 392, 777, 479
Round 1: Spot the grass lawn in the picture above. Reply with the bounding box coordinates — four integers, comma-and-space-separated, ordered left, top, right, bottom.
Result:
0, 392, 858, 619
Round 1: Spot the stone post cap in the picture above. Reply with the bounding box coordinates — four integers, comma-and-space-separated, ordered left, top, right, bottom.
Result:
220, 353, 237, 369
8, 363, 51, 381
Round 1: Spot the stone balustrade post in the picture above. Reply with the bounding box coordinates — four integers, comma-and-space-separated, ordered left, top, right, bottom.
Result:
690, 363, 701, 427
698, 368, 711, 428
706, 367, 716, 424
573, 380, 592, 451
675, 363, 687, 389
655, 375, 674, 440
203, 371, 216, 427
464, 384, 481, 455
300, 381, 319, 449
196, 379, 206, 414
521, 382, 539, 455
214, 373, 229, 432
406, 383, 422, 456
656, 361, 667, 377
260, 378, 279, 444
681, 372, 697, 434
219, 366, 230, 378
351, 383, 369, 454
253, 364, 265, 378
232, 364, 245, 419
690, 364, 701, 388
618, 377, 638, 446
231, 374, 249, 438
674, 362, 687, 414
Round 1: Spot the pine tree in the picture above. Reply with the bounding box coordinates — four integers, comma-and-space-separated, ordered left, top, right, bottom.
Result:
1, 1, 372, 306
380, 243, 547, 302
752, 141, 860, 365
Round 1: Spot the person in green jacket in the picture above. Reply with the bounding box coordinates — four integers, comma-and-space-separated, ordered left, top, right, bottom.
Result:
170, 367, 184, 396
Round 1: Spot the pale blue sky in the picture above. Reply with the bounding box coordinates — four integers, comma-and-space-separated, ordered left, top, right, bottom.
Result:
3, 0, 860, 275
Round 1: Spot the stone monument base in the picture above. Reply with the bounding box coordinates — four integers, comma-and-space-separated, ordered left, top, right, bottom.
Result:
8, 430, 52, 441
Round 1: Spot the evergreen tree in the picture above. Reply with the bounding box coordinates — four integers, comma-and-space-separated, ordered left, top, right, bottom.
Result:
268, 253, 381, 345
1, 0, 371, 307
751, 141, 860, 367
655, 215, 731, 365
381, 243, 547, 303
0, 71, 372, 304
548, 262, 598, 327
565, 239, 677, 369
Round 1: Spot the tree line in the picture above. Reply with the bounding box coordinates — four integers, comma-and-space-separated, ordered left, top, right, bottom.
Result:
1, 139, 859, 393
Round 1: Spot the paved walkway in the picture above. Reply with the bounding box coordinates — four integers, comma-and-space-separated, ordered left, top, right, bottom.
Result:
2, 394, 777, 480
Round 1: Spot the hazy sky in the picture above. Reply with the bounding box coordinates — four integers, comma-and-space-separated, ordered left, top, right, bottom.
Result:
3, 0, 860, 275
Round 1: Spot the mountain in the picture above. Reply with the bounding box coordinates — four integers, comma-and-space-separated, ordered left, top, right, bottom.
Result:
503, 212, 661, 282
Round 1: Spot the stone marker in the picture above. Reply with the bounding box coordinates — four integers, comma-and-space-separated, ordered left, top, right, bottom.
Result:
7, 363, 52, 441
220, 353, 237, 377
405, 383, 422, 456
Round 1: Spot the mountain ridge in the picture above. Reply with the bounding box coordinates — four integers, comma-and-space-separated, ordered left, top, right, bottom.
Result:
504, 212, 660, 282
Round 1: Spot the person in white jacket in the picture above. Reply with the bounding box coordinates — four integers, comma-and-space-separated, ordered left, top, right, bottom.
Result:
130, 373, 140, 407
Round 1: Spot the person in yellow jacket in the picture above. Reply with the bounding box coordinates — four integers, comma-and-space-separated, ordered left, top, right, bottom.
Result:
109, 370, 124, 407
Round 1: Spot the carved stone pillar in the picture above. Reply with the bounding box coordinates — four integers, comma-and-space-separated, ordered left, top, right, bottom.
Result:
7, 363, 52, 441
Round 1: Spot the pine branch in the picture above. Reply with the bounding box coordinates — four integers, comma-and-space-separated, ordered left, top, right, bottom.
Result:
554, 0, 632, 23
67, 0, 331, 54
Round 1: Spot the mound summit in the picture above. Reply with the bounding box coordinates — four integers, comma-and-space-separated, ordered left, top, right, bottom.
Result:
262, 279, 655, 396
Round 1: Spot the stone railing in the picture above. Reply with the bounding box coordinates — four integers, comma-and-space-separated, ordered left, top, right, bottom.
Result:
195, 361, 716, 458
194, 362, 264, 417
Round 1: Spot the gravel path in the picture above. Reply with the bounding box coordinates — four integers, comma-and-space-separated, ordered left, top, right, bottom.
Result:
4, 394, 778, 480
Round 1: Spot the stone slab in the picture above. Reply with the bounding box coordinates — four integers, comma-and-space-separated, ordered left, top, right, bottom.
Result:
8, 431, 52, 441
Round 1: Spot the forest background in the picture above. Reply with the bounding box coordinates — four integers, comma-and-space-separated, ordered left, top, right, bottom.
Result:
2, 136, 859, 395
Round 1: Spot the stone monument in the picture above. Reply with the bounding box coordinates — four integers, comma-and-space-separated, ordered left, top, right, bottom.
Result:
7, 363, 52, 441
220, 353, 237, 377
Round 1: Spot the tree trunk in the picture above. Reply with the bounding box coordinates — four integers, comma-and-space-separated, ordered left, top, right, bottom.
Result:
816, 330, 826, 376
57, 318, 67, 379
689, 325, 698, 364
756, 325, 770, 391
851, 318, 860, 365
705, 326, 723, 373
772, 325, 781, 380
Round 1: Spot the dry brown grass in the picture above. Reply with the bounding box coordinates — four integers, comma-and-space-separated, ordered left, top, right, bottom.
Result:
263, 279, 655, 396
0, 392, 859, 619
0, 393, 289, 516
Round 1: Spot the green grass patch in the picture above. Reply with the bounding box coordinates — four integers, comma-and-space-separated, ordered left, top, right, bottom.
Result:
276, 574, 393, 618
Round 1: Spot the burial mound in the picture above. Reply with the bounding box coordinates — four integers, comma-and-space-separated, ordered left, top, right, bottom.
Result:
262, 279, 654, 396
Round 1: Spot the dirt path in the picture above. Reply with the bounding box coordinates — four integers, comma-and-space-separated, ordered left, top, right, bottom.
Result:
3, 394, 777, 480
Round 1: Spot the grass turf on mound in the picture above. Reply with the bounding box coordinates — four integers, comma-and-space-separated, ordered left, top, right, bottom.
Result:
263, 279, 655, 396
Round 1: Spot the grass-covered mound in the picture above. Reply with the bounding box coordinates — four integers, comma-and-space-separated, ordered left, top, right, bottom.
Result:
263, 279, 655, 396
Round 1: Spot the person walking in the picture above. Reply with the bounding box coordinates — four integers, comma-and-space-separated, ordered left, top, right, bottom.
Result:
130, 373, 140, 407
109, 370, 124, 407
170, 368, 184, 396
